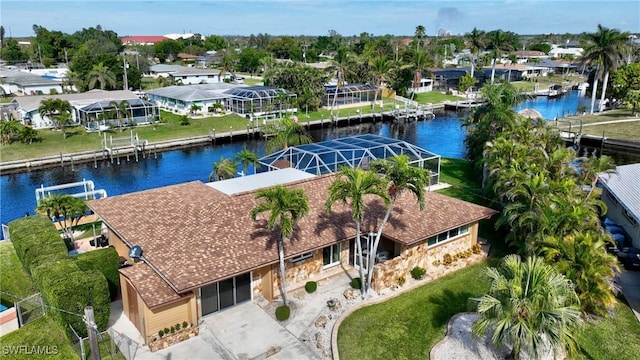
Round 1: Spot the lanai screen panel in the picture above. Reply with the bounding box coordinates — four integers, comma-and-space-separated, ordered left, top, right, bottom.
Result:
258, 134, 441, 181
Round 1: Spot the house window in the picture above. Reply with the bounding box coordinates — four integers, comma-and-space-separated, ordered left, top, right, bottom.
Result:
290, 252, 313, 263
428, 224, 472, 248
323, 244, 341, 267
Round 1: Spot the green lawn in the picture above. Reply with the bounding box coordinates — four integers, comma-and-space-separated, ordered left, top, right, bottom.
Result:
554, 109, 640, 141
0, 241, 37, 306
337, 260, 640, 360
412, 92, 462, 104
337, 262, 490, 360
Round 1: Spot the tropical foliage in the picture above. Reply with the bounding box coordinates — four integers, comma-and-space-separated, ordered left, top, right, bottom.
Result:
472, 255, 583, 360
250, 185, 310, 306
264, 117, 313, 154
35, 194, 88, 237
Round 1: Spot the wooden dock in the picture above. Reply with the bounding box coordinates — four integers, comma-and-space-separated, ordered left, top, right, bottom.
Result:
443, 99, 485, 110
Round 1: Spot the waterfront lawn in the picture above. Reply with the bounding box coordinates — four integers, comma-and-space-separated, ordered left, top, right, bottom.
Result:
412, 92, 462, 104
554, 108, 640, 141
336, 259, 640, 360
337, 262, 490, 360
0, 241, 37, 306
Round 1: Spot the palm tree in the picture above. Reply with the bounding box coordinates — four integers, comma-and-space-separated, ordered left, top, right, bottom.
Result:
189, 104, 202, 116
368, 55, 392, 109
329, 46, 351, 118
88, 62, 116, 90
57, 111, 74, 139
414, 25, 426, 52
410, 49, 431, 98
109, 100, 130, 132
0, 119, 21, 144
366, 155, 425, 292
488, 30, 515, 84
250, 185, 309, 306
265, 117, 313, 154
582, 24, 631, 114
36, 194, 88, 238
466, 27, 485, 78
472, 255, 583, 360
208, 157, 238, 182
325, 167, 389, 297
235, 147, 259, 176
539, 231, 619, 317
38, 98, 58, 126
576, 154, 616, 200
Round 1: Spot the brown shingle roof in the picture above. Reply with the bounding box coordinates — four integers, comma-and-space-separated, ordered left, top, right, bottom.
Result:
88, 175, 496, 298
119, 262, 189, 309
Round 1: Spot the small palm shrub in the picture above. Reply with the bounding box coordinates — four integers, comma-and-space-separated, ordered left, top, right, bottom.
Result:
182, 321, 189, 329
305, 281, 317, 293
350, 277, 362, 289
275, 305, 290, 321
410, 266, 426, 280
397, 276, 406, 286
443, 253, 453, 266
158, 329, 165, 338
471, 243, 482, 254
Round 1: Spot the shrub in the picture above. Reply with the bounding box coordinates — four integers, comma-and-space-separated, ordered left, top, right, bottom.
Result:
179, 115, 190, 126
275, 305, 290, 321
164, 327, 170, 335
158, 329, 165, 337
443, 253, 453, 266
75, 247, 119, 300
32, 260, 110, 339
397, 276, 406, 286
471, 243, 482, 254
305, 281, 317, 293
182, 321, 189, 329
432, 259, 442, 267
170, 326, 175, 333
175, 323, 181, 331
410, 266, 426, 280
350, 277, 362, 289
9, 216, 68, 274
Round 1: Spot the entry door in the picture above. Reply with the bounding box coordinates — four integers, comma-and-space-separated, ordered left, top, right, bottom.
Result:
219, 279, 234, 310
201, 273, 252, 315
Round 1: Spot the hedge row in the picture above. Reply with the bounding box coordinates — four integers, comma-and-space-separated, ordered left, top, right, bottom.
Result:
9, 215, 68, 274
75, 247, 120, 300
32, 259, 110, 338
8, 216, 111, 339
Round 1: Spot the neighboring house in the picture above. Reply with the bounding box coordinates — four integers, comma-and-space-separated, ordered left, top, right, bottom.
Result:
10, 90, 158, 129
533, 59, 578, 76
547, 44, 584, 59
487, 63, 552, 81
432, 68, 486, 91
514, 50, 548, 64
146, 83, 237, 115
0, 70, 63, 96
121, 36, 169, 46
86, 168, 497, 346
169, 68, 224, 85
147, 64, 187, 79
599, 163, 640, 248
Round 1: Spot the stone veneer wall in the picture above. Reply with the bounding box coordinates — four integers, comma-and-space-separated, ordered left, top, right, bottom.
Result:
372, 223, 478, 291
252, 241, 350, 300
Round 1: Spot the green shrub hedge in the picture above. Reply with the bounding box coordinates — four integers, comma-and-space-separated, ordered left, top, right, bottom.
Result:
305, 281, 317, 293
9, 216, 68, 274
275, 305, 290, 321
32, 259, 110, 338
75, 247, 120, 300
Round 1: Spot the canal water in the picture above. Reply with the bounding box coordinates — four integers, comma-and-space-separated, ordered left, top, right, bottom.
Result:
0, 91, 608, 228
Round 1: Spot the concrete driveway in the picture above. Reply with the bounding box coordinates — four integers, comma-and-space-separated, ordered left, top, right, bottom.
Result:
617, 269, 640, 322
203, 302, 320, 360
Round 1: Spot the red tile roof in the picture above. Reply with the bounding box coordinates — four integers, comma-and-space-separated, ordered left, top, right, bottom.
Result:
88, 175, 496, 305
121, 36, 169, 44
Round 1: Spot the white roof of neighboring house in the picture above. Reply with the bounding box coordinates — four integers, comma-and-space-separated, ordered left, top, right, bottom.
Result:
149, 64, 188, 73
170, 68, 221, 76
146, 83, 241, 101
12, 89, 140, 112
599, 163, 640, 223
207, 168, 317, 195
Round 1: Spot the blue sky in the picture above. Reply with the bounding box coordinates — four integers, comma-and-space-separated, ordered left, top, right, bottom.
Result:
2, 1, 638, 38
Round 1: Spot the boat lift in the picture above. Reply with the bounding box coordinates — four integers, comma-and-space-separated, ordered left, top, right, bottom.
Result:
35, 179, 108, 204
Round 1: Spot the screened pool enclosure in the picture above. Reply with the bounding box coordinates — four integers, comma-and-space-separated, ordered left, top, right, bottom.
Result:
224, 86, 297, 116
258, 134, 441, 184
78, 98, 159, 131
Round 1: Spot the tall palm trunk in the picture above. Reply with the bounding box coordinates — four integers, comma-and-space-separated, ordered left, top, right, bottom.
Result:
355, 221, 365, 299
470, 54, 476, 78
278, 235, 289, 305
599, 71, 610, 112
490, 58, 497, 84
589, 77, 599, 114
365, 205, 393, 294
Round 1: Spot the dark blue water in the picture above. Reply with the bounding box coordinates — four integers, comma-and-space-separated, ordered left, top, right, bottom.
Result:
0, 91, 586, 228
